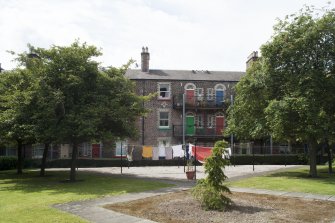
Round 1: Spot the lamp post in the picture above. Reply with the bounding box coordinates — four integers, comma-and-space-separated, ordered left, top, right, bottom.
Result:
120, 142, 123, 174
183, 93, 186, 172
194, 138, 197, 180
230, 94, 235, 166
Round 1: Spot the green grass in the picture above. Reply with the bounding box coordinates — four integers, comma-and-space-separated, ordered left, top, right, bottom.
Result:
0, 170, 172, 223
228, 166, 335, 195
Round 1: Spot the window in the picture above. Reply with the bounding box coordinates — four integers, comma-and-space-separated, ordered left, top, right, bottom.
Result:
79, 142, 91, 157
32, 144, 44, 158
185, 83, 196, 90
159, 111, 170, 128
157, 137, 171, 147
215, 84, 226, 91
207, 115, 215, 128
207, 88, 214, 101
115, 141, 127, 156
158, 83, 171, 99
195, 114, 204, 128
195, 88, 204, 101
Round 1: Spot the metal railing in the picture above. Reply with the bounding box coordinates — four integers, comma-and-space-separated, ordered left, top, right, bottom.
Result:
173, 124, 224, 137
173, 95, 226, 109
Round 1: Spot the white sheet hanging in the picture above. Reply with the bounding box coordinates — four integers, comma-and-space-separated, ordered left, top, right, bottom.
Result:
158, 145, 166, 157
172, 144, 183, 158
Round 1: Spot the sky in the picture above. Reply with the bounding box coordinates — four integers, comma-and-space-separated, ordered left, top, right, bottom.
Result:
0, 0, 333, 72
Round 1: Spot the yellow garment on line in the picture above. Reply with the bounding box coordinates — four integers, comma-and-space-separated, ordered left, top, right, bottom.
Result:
142, 146, 153, 158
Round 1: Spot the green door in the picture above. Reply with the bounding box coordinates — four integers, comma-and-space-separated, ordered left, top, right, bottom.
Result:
186, 116, 195, 136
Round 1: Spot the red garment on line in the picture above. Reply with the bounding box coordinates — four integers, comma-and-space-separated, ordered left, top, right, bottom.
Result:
192, 146, 212, 163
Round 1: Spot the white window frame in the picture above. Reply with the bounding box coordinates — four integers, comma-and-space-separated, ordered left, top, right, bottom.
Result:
195, 88, 204, 101
157, 137, 171, 147
207, 88, 214, 101
158, 82, 171, 99
158, 109, 170, 129
195, 114, 204, 128
214, 84, 226, 91
184, 83, 196, 90
207, 115, 215, 128
32, 144, 44, 159
115, 140, 128, 156
79, 142, 92, 157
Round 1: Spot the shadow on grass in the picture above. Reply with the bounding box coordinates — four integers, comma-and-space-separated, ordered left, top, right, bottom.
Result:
0, 170, 172, 197
262, 167, 335, 185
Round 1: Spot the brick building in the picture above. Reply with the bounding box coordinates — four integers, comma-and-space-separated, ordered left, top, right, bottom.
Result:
125, 47, 245, 150
0, 49, 255, 160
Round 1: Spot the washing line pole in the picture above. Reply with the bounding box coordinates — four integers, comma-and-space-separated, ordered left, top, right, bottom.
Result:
230, 94, 235, 167
120, 142, 123, 174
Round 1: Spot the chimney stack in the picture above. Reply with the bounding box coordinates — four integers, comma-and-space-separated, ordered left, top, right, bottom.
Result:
246, 51, 258, 69
141, 46, 150, 72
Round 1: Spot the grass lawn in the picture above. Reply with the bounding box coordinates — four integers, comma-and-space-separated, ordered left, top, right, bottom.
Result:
228, 166, 335, 195
0, 170, 172, 223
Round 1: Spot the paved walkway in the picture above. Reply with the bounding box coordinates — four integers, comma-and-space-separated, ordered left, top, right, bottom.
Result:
52, 165, 335, 223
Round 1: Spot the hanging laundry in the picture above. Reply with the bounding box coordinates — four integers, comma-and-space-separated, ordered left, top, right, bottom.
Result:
189, 143, 195, 157
158, 145, 166, 160
165, 147, 173, 160
142, 146, 153, 158
127, 146, 134, 162
152, 147, 159, 160
172, 144, 183, 158
192, 146, 212, 163
224, 147, 232, 159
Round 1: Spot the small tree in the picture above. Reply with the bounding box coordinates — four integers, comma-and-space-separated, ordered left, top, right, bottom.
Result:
192, 140, 232, 211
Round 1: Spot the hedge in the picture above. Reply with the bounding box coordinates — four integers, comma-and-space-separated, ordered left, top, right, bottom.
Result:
0, 156, 17, 170
0, 155, 329, 170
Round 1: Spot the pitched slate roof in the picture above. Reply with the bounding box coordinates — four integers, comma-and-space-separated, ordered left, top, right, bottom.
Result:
125, 69, 245, 82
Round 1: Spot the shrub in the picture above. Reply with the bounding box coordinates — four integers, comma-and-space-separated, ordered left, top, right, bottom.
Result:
0, 156, 17, 170
192, 179, 232, 211
192, 140, 232, 211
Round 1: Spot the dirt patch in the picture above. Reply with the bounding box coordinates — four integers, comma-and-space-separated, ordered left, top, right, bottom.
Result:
105, 191, 335, 223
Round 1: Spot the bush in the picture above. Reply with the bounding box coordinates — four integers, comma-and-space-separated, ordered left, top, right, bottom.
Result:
192, 140, 232, 211
0, 156, 17, 170
192, 179, 232, 211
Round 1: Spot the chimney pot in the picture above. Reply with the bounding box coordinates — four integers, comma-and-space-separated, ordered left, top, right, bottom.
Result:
141, 47, 150, 72
246, 51, 258, 69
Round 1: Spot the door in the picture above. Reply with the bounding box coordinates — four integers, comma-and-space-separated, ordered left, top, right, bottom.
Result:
92, 144, 100, 158
216, 116, 224, 135
216, 90, 224, 107
186, 89, 195, 106
186, 116, 195, 136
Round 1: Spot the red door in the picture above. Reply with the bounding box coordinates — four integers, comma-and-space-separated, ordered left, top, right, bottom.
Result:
186, 89, 195, 106
216, 116, 224, 135
92, 144, 100, 158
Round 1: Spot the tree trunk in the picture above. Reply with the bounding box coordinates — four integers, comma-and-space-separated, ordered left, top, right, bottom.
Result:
69, 142, 78, 181
17, 140, 23, 175
326, 143, 333, 174
308, 142, 318, 177
40, 143, 50, 177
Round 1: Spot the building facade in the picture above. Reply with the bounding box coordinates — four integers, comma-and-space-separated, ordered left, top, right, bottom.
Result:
125, 47, 245, 149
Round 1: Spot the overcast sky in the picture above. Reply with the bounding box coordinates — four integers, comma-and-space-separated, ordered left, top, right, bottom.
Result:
0, 0, 333, 72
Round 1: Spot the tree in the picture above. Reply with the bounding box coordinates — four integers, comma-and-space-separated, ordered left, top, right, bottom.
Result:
15, 50, 64, 176
192, 140, 232, 211
0, 69, 36, 174
227, 5, 335, 177
21, 41, 147, 181
226, 60, 269, 141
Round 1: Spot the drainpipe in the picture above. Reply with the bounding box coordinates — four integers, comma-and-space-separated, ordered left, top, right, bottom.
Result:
142, 80, 145, 145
